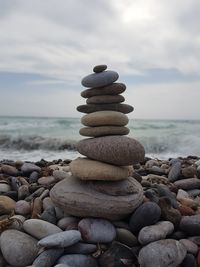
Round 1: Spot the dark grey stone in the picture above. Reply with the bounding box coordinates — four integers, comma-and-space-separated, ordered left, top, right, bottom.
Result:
77, 103, 133, 114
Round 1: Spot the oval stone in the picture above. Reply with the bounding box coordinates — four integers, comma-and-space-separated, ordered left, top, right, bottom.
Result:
81, 111, 128, 127
50, 176, 143, 220
116, 228, 138, 247
70, 158, 133, 181
77, 103, 133, 114
0, 195, 16, 215
81, 70, 119, 88
138, 239, 187, 267
174, 178, 200, 190
57, 254, 98, 267
180, 215, 200, 235
23, 219, 62, 239
0, 229, 39, 267
129, 202, 161, 233
79, 126, 129, 137
81, 83, 126, 98
33, 248, 64, 267
77, 136, 145, 166
64, 242, 97, 254
78, 218, 116, 243
138, 221, 174, 245
86, 95, 125, 104
93, 64, 107, 73
38, 230, 81, 248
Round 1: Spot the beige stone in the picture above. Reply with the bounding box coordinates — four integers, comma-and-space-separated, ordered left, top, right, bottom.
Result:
70, 158, 133, 181
0, 196, 16, 215
81, 111, 128, 127
79, 126, 129, 137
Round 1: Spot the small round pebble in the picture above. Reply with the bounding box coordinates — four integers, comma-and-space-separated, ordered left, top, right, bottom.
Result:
93, 64, 107, 73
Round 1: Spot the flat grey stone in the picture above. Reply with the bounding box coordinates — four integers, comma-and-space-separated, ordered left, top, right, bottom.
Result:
77, 103, 133, 114
79, 126, 129, 137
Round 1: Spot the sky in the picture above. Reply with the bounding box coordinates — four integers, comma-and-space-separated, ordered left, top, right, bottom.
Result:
0, 0, 200, 120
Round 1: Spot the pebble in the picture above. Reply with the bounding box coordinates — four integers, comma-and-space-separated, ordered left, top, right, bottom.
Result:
21, 162, 41, 173
64, 242, 97, 254
0, 195, 16, 215
129, 202, 161, 233
43, 197, 55, 210
174, 178, 200, 190
70, 158, 133, 181
0, 229, 39, 266
15, 200, 31, 215
81, 70, 119, 88
23, 219, 62, 239
180, 215, 200, 235
78, 218, 116, 243
80, 126, 129, 137
77, 103, 134, 114
81, 82, 126, 98
168, 161, 181, 182
116, 228, 138, 247
81, 110, 128, 127
33, 248, 64, 267
55, 265, 70, 267
38, 230, 81, 248
29, 171, 39, 183
50, 176, 143, 220
77, 136, 145, 166
87, 94, 125, 104
179, 239, 198, 255
57, 216, 79, 230
0, 183, 11, 193
57, 254, 98, 267
138, 221, 174, 245
18, 184, 29, 200
93, 64, 107, 73
1, 164, 19, 176
180, 253, 196, 267
9, 214, 26, 230
38, 176, 56, 185
53, 170, 71, 180
41, 206, 57, 224
182, 166, 196, 178
138, 239, 187, 267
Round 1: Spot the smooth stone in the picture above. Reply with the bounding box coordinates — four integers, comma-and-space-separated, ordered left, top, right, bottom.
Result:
80, 126, 129, 137
138, 239, 187, 267
180, 215, 200, 235
174, 178, 200, 190
70, 158, 133, 181
64, 242, 97, 254
138, 221, 174, 245
86, 94, 125, 104
18, 184, 29, 200
77, 103, 133, 114
170, 231, 187, 240
0, 252, 6, 267
156, 184, 178, 208
33, 248, 64, 267
15, 200, 31, 215
187, 189, 200, 197
81, 70, 119, 88
0, 183, 11, 193
57, 216, 79, 230
116, 228, 138, 247
129, 202, 161, 233
0, 229, 39, 267
81, 111, 128, 126
168, 161, 181, 182
9, 214, 26, 231
178, 205, 195, 216
81, 82, 126, 98
177, 189, 190, 200
182, 166, 197, 178
180, 239, 198, 255
55, 265, 70, 267
78, 218, 116, 243
1, 164, 19, 176
21, 162, 41, 173
93, 64, 107, 73
50, 176, 143, 220
0, 196, 16, 215
180, 254, 196, 267
41, 206, 57, 224
43, 197, 55, 210
38, 230, 81, 248
57, 254, 98, 267
29, 171, 39, 183
98, 241, 136, 267
188, 236, 200, 246
38, 176, 56, 185
53, 170, 71, 181
77, 136, 145, 166
23, 219, 62, 239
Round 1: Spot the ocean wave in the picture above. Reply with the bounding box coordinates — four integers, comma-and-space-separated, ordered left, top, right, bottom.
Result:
0, 135, 77, 151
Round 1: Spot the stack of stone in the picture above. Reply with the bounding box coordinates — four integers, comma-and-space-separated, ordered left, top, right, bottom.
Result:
50, 65, 145, 221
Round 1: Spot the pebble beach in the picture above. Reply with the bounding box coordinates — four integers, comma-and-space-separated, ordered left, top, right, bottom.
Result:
1, 65, 200, 267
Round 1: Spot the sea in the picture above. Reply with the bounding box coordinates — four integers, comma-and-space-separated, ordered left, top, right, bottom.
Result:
0, 116, 200, 162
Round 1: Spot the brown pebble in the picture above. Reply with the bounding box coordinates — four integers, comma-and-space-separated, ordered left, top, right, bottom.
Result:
31, 197, 42, 219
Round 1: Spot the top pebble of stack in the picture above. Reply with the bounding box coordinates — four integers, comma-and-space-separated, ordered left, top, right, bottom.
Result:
81, 65, 119, 88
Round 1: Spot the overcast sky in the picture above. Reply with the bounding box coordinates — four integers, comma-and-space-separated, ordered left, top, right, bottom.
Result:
0, 0, 200, 120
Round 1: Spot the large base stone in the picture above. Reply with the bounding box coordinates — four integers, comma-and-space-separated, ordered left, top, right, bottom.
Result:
50, 176, 143, 220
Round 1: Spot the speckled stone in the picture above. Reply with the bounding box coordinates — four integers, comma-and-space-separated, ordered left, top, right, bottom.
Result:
77, 103, 133, 114
50, 176, 143, 220
77, 136, 145, 166
93, 64, 107, 73
0, 229, 39, 267
81, 70, 119, 88
138, 239, 187, 267
81, 111, 128, 127
79, 126, 130, 137
81, 83, 126, 98
86, 94, 125, 104
70, 158, 133, 181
